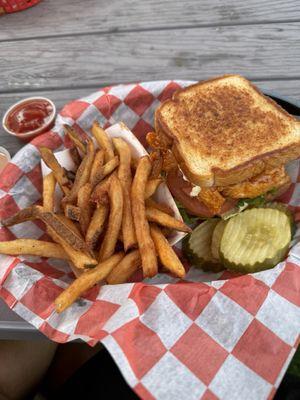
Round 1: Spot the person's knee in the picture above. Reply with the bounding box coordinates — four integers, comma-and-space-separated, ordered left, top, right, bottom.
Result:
0, 340, 57, 400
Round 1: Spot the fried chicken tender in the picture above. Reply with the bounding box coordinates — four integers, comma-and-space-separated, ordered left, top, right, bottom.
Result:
221, 166, 290, 199
197, 187, 226, 215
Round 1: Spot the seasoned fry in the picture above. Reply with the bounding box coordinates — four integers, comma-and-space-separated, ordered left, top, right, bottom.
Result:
40, 147, 71, 195
4, 209, 88, 274
91, 173, 115, 205
118, 230, 123, 242
150, 224, 185, 278
55, 252, 124, 312
145, 198, 174, 216
56, 214, 81, 236
2, 117, 193, 310
1, 206, 37, 227
89, 149, 104, 187
149, 150, 163, 178
70, 147, 82, 169
106, 250, 141, 284
91, 121, 114, 162
131, 156, 158, 278
68, 263, 84, 278
43, 173, 56, 212
64, 204, 81, 221
65, 139, 95, 204
65, 169, 75, 182
86, 204, 108, 250
77, 183, 93, 235
100, 156, 119, 179
146, 206, 191, 233
47, 226, 97, 270
131, 157, 139, 170
145, 178, 163, 199
113, 137, 136, 250
63, 125, 86, 154
34, 207, 92, 254
0, 239, 69, 260
99, 176, 123, 261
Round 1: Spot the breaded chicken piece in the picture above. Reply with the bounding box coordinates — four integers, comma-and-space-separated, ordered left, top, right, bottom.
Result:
221, 166, 290, 199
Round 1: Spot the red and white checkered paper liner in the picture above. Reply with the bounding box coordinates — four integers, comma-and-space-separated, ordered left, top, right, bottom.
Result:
0, 81, 299, 400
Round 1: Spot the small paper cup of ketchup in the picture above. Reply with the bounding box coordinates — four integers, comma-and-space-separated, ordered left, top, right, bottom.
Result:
2, 97, 56, 142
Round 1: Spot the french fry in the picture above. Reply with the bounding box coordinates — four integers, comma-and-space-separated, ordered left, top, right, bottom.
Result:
118, 230, 123, 242
68, 263, 84, 278
150, 224, 185, 278
47, 226, 97, 270
145, 198, 174, 216
89, 149, 104, 187
3, 119, 192, 312
0, 239, 69, 260
55, 252, 124, 312
99, 176, 123, 261
92, 121, 114, 162
64, 204, 81, 221
53, 217, 87, 274
160, 227, 172, 237
1, 206, 38, 227
131, 156, 158, 278
86, 204, 108, 250
146, 207, 191, 233
106, 250, 141, 284
65, 139, 95, 204
70, 147, 82, 169
65, 169, 75, 182
44, 208, 84, 273
100, 156, 119, 179
149, 150, 163, 178
113, 137, 136, 250
56, 214, 81, 236
43, 173, 56, 212
33, 206, 92, 254
77, 183, 93, 235
91, 173, 115, 206
145, 178, 163, 199
63, 125, 86, 154
10, 207, 88, 274
131, 157, 139, 170
39, 147, 71, 195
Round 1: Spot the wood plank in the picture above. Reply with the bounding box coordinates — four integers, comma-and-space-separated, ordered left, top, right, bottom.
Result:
0, 80, 299, 156
0, 23, 299, 93
0, 0, 300, 41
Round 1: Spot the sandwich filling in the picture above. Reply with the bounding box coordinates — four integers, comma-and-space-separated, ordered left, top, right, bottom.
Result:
147, 129, 292, 217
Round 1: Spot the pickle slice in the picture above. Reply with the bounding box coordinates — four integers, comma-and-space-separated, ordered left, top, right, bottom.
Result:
262, 202, 295, 236
220, 208, 291, 273
183, 219, 223, 272
211, 219, 228, 260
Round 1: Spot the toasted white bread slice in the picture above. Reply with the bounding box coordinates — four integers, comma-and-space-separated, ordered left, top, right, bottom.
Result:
156, 75, 300, 187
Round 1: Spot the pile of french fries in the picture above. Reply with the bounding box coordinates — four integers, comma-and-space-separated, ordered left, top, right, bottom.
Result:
1, 122, 191, 313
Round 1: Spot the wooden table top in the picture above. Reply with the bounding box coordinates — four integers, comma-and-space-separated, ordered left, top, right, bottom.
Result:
0, 0, 299, 337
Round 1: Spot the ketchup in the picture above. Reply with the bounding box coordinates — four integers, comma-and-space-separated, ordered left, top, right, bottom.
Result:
6, 99, 53, 134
